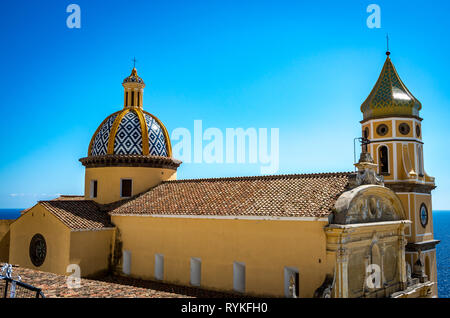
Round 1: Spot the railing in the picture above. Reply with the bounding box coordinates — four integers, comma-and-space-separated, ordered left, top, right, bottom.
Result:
0, 277, 45, 298
0, 264, 45, 298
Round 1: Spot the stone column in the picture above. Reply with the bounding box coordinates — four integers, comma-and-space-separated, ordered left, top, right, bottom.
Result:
336, 247, 349, 298
380, 243, 386, 287
398, 236, 408, 290
363, 253, 371, 294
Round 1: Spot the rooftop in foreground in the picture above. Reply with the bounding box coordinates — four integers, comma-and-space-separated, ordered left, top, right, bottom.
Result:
1, 264, 252, 298
1, 265, 184, 298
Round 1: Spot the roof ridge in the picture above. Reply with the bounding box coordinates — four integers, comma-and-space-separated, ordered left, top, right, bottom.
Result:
39, 199, 96, 204
58, 195, 84, 197
37, 200, 113, 230
163, 171, 354, 184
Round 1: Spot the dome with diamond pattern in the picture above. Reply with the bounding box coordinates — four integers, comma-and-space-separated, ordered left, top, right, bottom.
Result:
87, 67, 172, 158
88, 108, 171, 157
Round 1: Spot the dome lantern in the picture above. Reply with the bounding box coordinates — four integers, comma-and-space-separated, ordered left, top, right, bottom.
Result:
122, 67, 145, 108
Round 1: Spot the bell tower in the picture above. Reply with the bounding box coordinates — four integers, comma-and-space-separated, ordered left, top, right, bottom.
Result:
360, 51, 439, 297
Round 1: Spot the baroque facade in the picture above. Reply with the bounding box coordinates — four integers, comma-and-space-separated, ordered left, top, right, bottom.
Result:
5, 52, 439, 297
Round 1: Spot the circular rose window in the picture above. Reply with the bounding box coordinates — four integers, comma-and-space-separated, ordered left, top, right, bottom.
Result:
419, 204, 428, 228
29, 234, 47, 267
376, 124, 389, 136
399, 123, 411, 135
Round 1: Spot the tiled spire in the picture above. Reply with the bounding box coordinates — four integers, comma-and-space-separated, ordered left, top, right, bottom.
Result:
361, 53, 421, 121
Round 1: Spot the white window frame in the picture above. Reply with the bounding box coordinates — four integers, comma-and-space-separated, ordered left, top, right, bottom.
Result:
120, 178, 133, 198
190, 257, 201, 286
233, 261, 246, 293
122, 250, 131, 275
90, 180, 98, 198
155, 254, 164, 281
418, 144, 424, 176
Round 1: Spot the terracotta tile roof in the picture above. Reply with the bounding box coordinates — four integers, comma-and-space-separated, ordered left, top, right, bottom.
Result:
39, 200, 113, 230
109, 172, 353, 218
1, 264, 186, 298
95, 274, 255, 298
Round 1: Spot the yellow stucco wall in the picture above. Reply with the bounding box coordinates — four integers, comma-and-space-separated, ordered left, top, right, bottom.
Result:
69, 229, 115, 277
397, 193, 412, 237
397, 193, 433, 243
363, 118, 425, 182
365, 119, 418, 140
372, 120, 394, 139
0, 220, 14, 262
112, 215, 332, 297
9, 204, 71, 275
9, 204, 114, 277
413, 194, 433, 242
84, 166, 177, 204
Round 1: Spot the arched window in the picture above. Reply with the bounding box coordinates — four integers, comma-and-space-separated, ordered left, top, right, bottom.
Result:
425, 255, 431, 281
131, 91, 135, 106
379, 146, 389, 175
366, 243, 382, 290
137, 92, 140, 107
125, 92, 128, 106
371, 243, 381, 268
418, 145, 424, 177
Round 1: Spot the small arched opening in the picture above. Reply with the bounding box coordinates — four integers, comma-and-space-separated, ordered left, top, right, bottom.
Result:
425, 254, 431, 281
378, 146, 389, 175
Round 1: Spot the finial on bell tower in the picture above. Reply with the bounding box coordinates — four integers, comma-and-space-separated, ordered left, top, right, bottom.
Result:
386, 33, 390, 56
355, 138, 377, 171
351, 137, 384, 187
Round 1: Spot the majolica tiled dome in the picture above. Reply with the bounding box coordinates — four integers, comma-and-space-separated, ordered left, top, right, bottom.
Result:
361, 53, 421, 121
88, 108, 171, 157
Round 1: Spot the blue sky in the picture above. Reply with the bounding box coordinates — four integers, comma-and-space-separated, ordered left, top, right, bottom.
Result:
0, 0, 449, 209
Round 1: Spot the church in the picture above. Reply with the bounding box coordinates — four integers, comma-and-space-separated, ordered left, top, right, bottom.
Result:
5, 51, 439, 298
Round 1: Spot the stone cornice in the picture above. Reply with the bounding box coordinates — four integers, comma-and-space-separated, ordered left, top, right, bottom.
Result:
385, 182, 436, 194
79, 155, 182, 170
405, 240, 440, 252
360, 115, 423, 124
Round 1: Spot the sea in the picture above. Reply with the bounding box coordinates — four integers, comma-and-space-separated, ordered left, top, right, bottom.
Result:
0, 208, 449, 298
